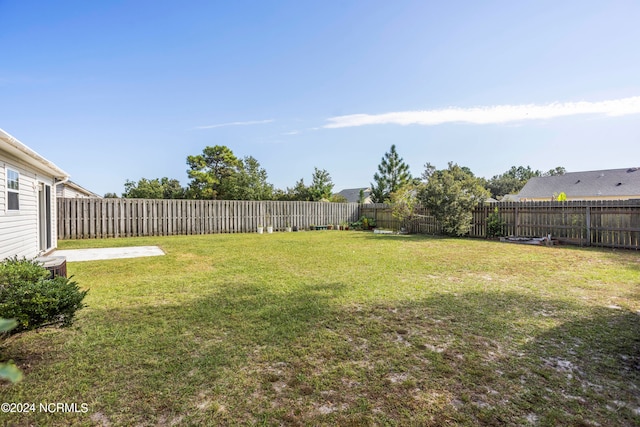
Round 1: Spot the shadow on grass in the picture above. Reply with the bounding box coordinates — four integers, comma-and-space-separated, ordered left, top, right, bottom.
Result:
3, 285, 640, 426
315, 292, 640, 426
514, 306, 640, 426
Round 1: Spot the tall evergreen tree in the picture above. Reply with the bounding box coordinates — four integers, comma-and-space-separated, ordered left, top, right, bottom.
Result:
309, 167, 334, 201
228, 156, 274, 200
370, 145, 412, 203
277, 168, 334, 201
186, 145, 242, 199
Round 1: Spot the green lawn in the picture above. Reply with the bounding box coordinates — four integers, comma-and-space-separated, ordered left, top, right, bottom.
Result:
1, 232, 639, 426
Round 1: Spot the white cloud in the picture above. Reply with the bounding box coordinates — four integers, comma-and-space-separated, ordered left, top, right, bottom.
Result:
282, 130, 300, 135
324, 96, 640, 129
195, 119, 274, 129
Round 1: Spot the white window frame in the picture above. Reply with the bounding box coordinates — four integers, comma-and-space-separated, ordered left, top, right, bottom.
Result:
6, 168, 20, 211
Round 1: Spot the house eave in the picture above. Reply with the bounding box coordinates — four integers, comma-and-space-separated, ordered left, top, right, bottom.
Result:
63, 180, 102, 198
0, 128, 69, 179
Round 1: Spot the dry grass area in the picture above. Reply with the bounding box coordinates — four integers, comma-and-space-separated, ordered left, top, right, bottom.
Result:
1, 232, 639, 426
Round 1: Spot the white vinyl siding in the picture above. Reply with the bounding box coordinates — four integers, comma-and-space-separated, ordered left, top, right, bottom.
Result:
0, 158, 57, 259
0, 166, 5, 210
57, 184, 91, 198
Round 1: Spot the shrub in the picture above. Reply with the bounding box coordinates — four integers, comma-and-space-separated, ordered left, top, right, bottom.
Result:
486, 207, 507, 237
351, 216, 376, 230
0, 256, 50, 287
0, 318, 22, 383
553, 191, 567, 201
0, 258, 88, 333
418, 162, 489, 236
390, 184, 418, 228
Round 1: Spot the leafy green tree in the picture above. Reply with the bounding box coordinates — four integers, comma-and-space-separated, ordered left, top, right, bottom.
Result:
309, 167, 334, 201
186, 145, 242, 199
123, 177, 185, 199
276, 178, 311, 201
418, 162, 489, 236
390, 184, 418, 229
123, 178, 163, 198
274, 168, 334, 202
272, 188, 289, 201
159, 178, 187, 199
486, 165, 565, 199
103, 192, 119, 198
545, 166, 566, 176
486, 166, 539, 199
228, 156, 274, 200
370, 145, 412, 203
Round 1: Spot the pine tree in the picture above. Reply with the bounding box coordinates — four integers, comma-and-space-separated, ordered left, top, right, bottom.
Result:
186, 145, 242, 199
309, 167, 334, 201
370, 145, 412, 203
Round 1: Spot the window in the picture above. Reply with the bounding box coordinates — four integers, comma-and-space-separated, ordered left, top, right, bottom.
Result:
7, 169, 19, 210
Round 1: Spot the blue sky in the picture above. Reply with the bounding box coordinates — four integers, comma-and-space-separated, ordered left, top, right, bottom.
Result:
2, 0, 639, 196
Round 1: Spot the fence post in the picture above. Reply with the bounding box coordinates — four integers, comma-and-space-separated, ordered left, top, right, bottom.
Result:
56, 199, 639, 249
585, 206, 591, 247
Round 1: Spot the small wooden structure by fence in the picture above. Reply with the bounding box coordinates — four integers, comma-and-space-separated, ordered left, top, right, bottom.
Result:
57, 198, 360, 239
362, 200, 640, 250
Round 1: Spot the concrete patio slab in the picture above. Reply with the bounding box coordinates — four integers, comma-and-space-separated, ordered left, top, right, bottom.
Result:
52, 246, 165, 262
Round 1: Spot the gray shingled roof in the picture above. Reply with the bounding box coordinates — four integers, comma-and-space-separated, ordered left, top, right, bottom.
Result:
336, 187, 371, 203
518, 167, 640, 199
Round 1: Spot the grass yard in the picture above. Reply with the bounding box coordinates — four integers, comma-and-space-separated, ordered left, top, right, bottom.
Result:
1, 232, 639, 426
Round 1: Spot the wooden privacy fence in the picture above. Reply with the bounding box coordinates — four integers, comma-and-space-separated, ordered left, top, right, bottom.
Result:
360, 204, 442, 235
57, 198, 360, 239
58, 198, 640, 249
362, 200, 640, 250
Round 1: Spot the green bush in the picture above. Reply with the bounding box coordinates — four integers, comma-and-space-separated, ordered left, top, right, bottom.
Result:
0, 258, 88, 333
351, 216, 376, 230
0, 256, 50, 287
486, 207, 507, 237
0, 318, 22, 383
417, 162, 490, 236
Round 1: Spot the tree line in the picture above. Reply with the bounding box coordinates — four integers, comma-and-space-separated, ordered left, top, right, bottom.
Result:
103, 144, 563, 236
365, 144, 564, 235
105, 145, 342, 202
106, 143, 562, 202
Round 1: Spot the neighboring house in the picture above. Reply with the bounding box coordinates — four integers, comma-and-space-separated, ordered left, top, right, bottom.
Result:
500, 194, 521, 202
0, 128, 69, 259
518, 168, 640, 201
335, 187, 372, 204
56, 180, 102, 199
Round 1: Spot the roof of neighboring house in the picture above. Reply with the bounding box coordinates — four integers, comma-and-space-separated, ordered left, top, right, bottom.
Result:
500, 194, 521, 202
0, 128, 69, 179
336, 187, 372, 203
518, 168, 640, 199
59, 180, 102, 198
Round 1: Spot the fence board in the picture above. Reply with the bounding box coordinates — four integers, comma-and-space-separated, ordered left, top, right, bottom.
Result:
58, 199, 361, 239
57, 199, 640, 250
360, 200, 640, 250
